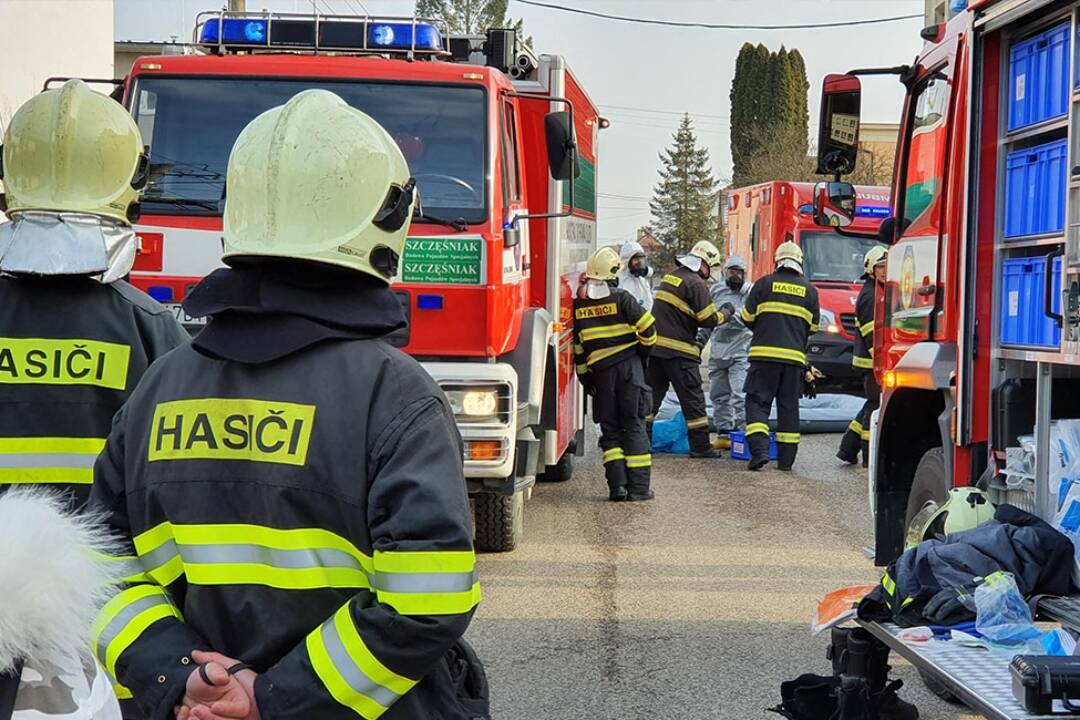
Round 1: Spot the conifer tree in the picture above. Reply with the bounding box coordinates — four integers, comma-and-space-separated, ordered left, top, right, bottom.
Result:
650, 115, 721, 264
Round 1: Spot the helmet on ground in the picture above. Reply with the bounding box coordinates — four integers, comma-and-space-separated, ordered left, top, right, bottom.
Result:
905, 487, 994, 549
864, 245, 888, 275
586, 246, 622, 281
724, 255, 747, 272
223, 89, 415, 283
774, 241, 804, 266
1, 79, 146, 225
689, 240, 722, 268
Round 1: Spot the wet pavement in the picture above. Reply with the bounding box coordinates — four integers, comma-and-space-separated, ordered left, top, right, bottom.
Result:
466, 432, 978, 720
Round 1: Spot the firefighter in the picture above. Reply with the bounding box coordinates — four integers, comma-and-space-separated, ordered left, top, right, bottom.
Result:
0, 80, 187, 509
574, 246, 658, 501
741, 241, 821, 471
704, 255, 752, 451
616, 240, 653, 311
838, 244, 888, 467
647, 240, 723, 458
88, 91, 486, 720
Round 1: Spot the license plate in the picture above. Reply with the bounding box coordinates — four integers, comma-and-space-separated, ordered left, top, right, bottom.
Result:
164, 303, 208, 326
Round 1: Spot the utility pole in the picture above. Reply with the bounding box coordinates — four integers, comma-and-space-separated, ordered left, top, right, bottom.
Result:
227, 0, 246, 11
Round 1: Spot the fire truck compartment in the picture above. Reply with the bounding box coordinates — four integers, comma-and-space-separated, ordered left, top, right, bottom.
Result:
1008, 21, 1071, 132
1004, 139, 1068, 238
1000, 255, 1063, 347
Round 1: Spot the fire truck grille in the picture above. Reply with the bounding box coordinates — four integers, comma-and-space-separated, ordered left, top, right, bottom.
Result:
840, 313, 858, 337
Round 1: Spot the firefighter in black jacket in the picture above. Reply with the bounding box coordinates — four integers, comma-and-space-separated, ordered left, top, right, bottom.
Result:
647, 240, 724, 458
741, 241, 821, 471
89, 91, 486, 720
574, 247, 658, 501
838, 244, 888, 466
0, 80, 187, 509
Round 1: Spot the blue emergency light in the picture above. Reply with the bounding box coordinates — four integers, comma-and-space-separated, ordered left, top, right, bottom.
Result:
148, 286, 174, 303
197, 13, 445, 54
417, 294, 444, 310
199, 18, 269, 45
369, 22, 443, 50
855, 206, 891, 218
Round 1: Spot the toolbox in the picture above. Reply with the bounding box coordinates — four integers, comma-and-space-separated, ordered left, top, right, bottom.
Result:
1000, 255, 1062, 347
1008, 21, 1070, 131
1010, 655, 1080, 713
1004, 138, 1068, 238
729, 431, 777, 461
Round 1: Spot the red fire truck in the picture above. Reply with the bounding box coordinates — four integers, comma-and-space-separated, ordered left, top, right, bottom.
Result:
726, 181, 890, 394
118, 10, 601, 552
814, 0, 1080, 712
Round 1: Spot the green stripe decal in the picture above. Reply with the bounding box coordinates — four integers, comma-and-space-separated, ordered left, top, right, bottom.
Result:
562, 157, 596, 215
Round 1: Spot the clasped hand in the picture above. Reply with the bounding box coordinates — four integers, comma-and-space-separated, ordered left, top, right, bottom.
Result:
175, 650, 260, 720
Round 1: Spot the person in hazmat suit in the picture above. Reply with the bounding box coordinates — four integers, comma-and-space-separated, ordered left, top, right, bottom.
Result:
574, 246, 658, 501
0, 80, 188, 508
0, 489, 125, 720
88, 90, 488, 720
703, 255, 752, 451
616, 241, 653, 311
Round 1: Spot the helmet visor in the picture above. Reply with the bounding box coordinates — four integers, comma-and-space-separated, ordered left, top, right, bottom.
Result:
373, 178, 416, 233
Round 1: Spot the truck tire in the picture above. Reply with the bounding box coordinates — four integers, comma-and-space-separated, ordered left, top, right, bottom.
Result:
537, 451, 574, 483
904, 447, 948, 547
473, 490, 524, 553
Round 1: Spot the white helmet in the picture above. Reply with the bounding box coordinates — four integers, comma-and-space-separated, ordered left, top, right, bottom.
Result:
223, 89, 415, 283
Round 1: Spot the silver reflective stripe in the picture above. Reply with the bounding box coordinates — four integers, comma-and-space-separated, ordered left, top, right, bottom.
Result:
109, 556, 147, 580
320, 618, 399, 708
139, 539, 180, 574
180, 544, 364, 571
95, 593, 171, 664
373, 571, 476, 594
0, 453, 97, 468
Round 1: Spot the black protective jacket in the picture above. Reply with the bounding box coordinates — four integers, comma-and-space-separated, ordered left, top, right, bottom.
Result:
741, 269, 821, 366
89, 265, 483, 720
652, 265, 719, 361
852, 277, 875, 371
572, 287, 656, 379
0, 276, 187, 508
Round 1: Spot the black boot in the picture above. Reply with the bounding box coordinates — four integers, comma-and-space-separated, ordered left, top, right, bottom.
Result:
827, 627, 854, 675
833, 676, 872, 720
839, 628, 918, 720
767, 674, 839, 720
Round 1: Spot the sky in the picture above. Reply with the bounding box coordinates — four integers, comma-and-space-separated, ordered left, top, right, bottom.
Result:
116, 0, 926, 244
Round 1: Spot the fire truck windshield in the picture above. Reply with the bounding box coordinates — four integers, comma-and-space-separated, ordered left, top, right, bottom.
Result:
799, 231, 885, 284
131, 77, 487, 223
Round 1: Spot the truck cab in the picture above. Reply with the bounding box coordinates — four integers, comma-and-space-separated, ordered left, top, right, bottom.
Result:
120, 10, 601, 551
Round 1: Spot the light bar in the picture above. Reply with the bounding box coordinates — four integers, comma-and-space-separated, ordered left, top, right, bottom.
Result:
855, 206, 891, 218
196, 12, 448, 55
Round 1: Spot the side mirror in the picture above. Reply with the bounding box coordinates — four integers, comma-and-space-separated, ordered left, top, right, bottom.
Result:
816, 73, 862, 177
812, 181, 856, 228
544, 111, 579, 181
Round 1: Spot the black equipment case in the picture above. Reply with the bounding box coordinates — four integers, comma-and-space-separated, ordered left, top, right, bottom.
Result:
1011, 655, 1080, 713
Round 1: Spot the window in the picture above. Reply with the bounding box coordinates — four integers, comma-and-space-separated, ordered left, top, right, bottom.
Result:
900, 71, 949, 233
800, 231, 886, 283
501, 100, 521, 202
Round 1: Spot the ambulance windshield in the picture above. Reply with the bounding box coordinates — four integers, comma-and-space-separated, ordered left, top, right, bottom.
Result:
799, 231, 885, 284
131, 77, 487, 223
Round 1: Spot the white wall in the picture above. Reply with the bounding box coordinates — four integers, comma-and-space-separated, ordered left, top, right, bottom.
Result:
0, 0, 114, 127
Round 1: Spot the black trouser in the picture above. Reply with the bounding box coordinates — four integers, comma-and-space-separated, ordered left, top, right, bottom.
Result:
744, 361, 802, 469
594, 356, 652, 494
838, 371, 881, 463
646, 355, 710, 454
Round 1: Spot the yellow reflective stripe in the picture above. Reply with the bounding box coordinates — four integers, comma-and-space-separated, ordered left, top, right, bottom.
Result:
901, 596, 915, 608
92, 584, 181, 677
113, 684, 133, 700
686, 416, 709, 430
756, 301, 814, 324
603, 447, 625, 463
741, 307, 756, 322
749, 346, 807, 364
810, 324, 820, 333
746, 422, 770, 437
0, 437, 106, 453
639, 333, 658, 346
696, 304, 718, 322
0, 468, 93, 484
586, 341, 638, 367
372, 550, 474, 575
655, 336, 700, 358
573, 343, 584, 354
655, 289, 700, 321
375, 585, 481, 616
0, 436, 107, 485
860, 321, 875, 337
635, 312, 656, 332
307, 604, 417, 719
860, 430, 871, 441
579, 324, 635, 342
882, 572, 896, 596
848, 420, 864, 434
775, 432, 800, 444
137, 523, 371, 565
576, 364, 589, 375
852, 356, 874, 369
625, 453, 651, 468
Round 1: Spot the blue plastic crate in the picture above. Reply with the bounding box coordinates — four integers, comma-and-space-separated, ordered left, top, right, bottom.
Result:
729, 431, 777, 461
1004, 138, 1067, 238
1009, 22, 1070, 131
1000, 255, 1062, 347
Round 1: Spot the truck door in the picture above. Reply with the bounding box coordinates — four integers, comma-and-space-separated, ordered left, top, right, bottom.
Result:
885, 44, 956, 361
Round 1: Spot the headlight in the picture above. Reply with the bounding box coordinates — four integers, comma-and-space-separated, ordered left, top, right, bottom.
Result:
444, 388, 501, 422
819, 308, 840, 334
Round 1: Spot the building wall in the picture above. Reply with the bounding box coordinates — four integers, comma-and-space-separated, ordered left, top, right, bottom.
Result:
0, 0, 114, 126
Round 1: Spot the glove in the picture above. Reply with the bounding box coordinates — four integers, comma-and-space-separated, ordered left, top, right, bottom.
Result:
802, 372, 817, 400
580, 377, 596, 396
720, 302, 736, 317
924, 587, 976, 626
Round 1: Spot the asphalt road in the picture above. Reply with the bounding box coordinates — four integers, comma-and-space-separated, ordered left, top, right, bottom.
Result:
465, 431, 980, 720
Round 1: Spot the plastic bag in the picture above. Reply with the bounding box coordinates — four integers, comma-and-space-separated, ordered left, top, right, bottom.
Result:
974, 571, 1042, 644
651, 411, 690, 454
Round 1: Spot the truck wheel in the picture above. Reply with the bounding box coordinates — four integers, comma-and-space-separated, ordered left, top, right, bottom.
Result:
537, 451, 574, 483
904, 448, 948, 548
473, 490, 524, 553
